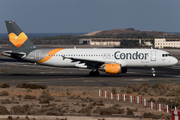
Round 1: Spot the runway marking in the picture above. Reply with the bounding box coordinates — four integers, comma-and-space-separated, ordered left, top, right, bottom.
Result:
163, 75, 180, 78
39, 72, 63, 74
132, 79, 149, 81
171, 67, 180, 69
0, 62, 90, 71
127, 72, 137, 74
28, 82, 51, 84
83, 80, 95, 82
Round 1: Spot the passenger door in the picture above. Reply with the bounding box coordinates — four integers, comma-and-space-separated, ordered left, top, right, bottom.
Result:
151, 51, 156, 61
35, 50, 41, 61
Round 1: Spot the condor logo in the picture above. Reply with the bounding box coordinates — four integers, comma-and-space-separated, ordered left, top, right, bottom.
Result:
114, 51, 149, 60
8, 32, 28, 48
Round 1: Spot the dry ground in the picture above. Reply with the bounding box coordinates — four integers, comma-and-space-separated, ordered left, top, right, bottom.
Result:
0, 85, 172, 120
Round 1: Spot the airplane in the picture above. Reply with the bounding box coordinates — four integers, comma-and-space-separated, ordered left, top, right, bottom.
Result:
1, 20, 178, 76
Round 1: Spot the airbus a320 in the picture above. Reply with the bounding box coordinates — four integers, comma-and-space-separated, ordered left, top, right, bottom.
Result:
2, 21, 178, 76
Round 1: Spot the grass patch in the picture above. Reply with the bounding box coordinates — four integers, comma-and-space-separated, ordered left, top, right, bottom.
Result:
17, 83, 47, 89
0, 91, 9, 96
0, 106, 10, 115
0, 83, 10, 88
24, 95, 37, 100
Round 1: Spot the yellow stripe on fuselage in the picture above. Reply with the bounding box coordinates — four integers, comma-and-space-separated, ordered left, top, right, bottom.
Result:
36, 48, 64, 63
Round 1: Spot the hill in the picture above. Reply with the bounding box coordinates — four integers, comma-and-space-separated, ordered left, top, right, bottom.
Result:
83, 28, 174, 38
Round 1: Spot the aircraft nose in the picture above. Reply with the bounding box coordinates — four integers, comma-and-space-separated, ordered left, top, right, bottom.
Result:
173, 57, 178, 65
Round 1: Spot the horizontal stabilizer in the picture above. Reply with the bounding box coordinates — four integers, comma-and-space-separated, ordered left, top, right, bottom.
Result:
2, 50, 26, 58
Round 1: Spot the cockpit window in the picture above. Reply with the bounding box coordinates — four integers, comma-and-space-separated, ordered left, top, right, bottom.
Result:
162, 54, 171, 57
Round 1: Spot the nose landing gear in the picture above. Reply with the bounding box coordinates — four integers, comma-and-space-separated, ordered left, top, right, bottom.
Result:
151, 68, 156, 76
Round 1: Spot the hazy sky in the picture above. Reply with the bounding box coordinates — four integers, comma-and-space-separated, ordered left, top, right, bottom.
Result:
0, 0, 180, 33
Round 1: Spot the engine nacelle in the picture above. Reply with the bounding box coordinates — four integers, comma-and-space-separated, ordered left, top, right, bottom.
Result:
104, 64, 121, 74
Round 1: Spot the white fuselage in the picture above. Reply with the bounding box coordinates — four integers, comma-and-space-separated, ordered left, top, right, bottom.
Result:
25, 48, 178, 68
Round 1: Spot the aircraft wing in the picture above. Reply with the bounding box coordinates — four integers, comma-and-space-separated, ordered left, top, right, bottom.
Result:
62, 56, 104, 63
62, 56, 116, 68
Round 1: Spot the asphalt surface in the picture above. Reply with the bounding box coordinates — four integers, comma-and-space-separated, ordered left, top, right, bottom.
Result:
0, 57, 180, 87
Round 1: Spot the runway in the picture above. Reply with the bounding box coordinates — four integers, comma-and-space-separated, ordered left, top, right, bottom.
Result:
0, 57, 180, 87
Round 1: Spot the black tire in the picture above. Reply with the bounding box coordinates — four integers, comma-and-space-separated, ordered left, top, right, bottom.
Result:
89, 71, 100, 76
94, 71, 100, 76
89, 71, 94, 76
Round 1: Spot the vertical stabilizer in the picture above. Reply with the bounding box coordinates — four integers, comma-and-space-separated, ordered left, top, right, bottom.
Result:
5, 21, 36, 52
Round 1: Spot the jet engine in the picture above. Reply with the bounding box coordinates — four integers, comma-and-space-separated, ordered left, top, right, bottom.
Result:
104, 64, 120, 74
102, 64, 127, 74
101, 63, 127, 74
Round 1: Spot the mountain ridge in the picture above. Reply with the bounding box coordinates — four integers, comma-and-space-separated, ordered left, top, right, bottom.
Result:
83, 28, 175, 37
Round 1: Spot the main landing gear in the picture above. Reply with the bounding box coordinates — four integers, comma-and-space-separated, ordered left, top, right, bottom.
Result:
151, 68, 156, 77
89, 68, 100, 76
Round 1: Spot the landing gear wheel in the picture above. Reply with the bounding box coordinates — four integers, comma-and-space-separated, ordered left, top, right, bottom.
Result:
89, 71, 100, 76
94, 71, 100, 76
89, 71, 94, 76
